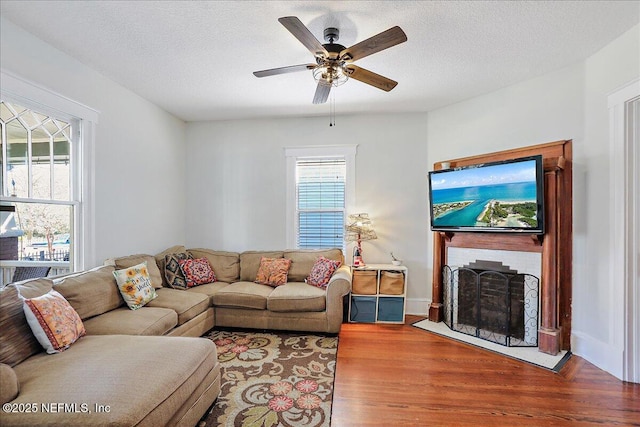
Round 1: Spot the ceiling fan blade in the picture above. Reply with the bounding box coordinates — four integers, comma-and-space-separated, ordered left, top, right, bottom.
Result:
340, 26, 407, 62
253, 64, 316, 78
313, 82, 331, 104
345, 65, 398, 91
278, 16, 328, 58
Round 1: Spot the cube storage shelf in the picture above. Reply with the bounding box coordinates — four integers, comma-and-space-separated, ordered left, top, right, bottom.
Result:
349, 264, 408, 324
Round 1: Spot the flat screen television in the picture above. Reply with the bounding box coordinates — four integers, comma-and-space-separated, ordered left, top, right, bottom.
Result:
428, 155, 545, 233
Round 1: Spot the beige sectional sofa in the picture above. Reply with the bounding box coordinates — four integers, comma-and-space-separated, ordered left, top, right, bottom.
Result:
0, 247, 351, 427
176, 247, 352, 334
0, 275, 220, 427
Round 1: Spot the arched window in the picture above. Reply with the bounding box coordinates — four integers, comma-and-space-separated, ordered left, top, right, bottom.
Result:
1, 72, 97, 285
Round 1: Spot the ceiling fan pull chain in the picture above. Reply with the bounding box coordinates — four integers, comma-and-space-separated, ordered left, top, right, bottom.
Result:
330, 95, 333, 126
329, 94, 336, 127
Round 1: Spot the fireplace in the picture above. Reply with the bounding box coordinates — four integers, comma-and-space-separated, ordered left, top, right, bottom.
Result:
429, 140, 573, 355
443, 260, 539, 347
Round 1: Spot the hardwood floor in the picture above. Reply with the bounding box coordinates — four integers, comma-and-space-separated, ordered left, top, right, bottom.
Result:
331, 315, 640, 426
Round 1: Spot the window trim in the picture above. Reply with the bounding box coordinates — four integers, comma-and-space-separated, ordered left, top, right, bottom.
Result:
285, 145, 357, 249
1, 70, 98, 269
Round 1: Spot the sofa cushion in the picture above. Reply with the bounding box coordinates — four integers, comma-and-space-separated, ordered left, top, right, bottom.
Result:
154, 244, 187, 286
185, 281, 233, 303
53, 265, 123, 319
111, 254, 164, 289
267, 282, 327, 312
14, 277, 52, 298
179, 258, 216, 287
284, 249, 344, 282
146, 288, 210, 325
23, 289, 86, 354
212, 281, 274, 310
82, 307, 177, 336
255, 257, 292, 287
187, 249, 240, 283
7, 335, 218, 427
0, 284, 43, 367
113, 261, 158, 310
0, 363, 19, 404
164, 252, 192, 289
240, 251, 283, 281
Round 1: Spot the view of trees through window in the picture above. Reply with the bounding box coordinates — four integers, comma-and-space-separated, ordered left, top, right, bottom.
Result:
0, 101, 73, 262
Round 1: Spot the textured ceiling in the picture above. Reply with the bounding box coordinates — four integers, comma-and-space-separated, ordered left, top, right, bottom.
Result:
1, 1, 638, 122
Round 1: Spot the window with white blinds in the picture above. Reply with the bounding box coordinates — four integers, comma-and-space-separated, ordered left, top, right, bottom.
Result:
285, 145, 356, 251
296, 158, 345, 248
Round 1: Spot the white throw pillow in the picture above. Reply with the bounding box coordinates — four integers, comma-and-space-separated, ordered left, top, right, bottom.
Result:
113, 261, 157, 310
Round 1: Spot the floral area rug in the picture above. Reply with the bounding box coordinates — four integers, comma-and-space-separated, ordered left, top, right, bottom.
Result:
200, 329, 338, 427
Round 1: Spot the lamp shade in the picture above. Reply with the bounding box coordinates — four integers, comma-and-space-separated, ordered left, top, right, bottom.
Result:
345, 213, 377, 242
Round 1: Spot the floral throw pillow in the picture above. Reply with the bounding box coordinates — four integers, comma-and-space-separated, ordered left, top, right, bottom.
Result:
255, 257, 292, 287
306, 256, 342, 288
164, 252, 192, 289
113, 261, 157, 310
23, 290, 86, 354
178, 258, 216, 287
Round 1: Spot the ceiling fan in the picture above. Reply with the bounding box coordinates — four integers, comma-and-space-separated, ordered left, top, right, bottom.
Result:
253, 16, 407, 104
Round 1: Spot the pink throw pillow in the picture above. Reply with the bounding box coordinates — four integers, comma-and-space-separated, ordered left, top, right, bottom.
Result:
306, 256, 342, 288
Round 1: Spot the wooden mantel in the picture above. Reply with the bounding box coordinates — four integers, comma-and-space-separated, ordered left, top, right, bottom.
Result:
428, 140, 573, 354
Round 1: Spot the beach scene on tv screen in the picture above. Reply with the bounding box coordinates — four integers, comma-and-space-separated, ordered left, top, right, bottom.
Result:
431, 159, 539, 229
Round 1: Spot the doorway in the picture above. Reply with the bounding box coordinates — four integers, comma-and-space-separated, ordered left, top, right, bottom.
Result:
609, 79, 639, 383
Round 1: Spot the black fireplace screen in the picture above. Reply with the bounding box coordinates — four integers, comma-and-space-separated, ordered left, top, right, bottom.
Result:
442, 265, 539, 347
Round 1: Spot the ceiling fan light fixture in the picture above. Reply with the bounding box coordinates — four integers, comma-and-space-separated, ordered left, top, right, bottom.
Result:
313, 63, 348, 87
254, 17, 407, 104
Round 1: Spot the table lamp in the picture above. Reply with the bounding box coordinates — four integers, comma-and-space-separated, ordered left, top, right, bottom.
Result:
345, 213, 377, 267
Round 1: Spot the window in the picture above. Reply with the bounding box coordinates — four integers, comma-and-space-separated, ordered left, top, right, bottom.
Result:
1, 101, 76, 264
285, 145, 356, 250
297, 158, 346, 248
0, 71, 98, 279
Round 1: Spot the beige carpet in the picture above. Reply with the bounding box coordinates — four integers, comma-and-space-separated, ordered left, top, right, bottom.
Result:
200, 330, 338, 427
413, 319, 570, 371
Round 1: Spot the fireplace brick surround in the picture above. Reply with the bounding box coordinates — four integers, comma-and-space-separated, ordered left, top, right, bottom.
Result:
429, 140, 572, 355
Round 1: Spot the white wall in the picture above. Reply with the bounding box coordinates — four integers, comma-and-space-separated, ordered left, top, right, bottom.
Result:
427, 24, 639, 376
0, 18, 188, 265
186, 114, 430, 312
574, 24, 640, 376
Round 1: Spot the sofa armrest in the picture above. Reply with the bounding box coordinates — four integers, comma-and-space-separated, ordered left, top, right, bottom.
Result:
325, 265, 352, 296
323, 265, 352, 333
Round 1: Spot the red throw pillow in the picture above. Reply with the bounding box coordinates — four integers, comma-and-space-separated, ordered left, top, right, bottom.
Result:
178, 258, 216, 287
306, 256, 342, 288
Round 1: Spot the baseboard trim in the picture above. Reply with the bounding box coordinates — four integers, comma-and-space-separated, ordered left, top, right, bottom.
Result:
571, 331, 624, 380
